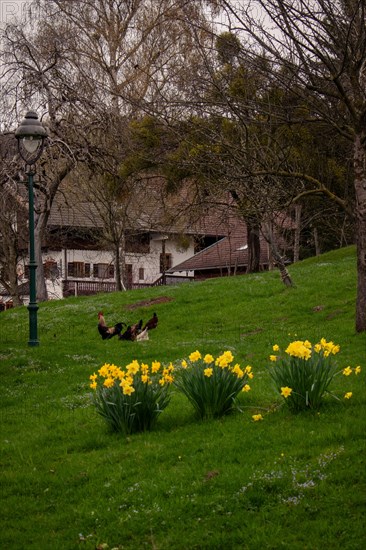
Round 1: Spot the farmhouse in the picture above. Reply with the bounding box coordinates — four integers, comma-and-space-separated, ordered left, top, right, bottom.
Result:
1, 176, 294, 305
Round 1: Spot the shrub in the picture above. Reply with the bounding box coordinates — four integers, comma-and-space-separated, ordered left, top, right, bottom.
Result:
268, 338, 362, 412
174, 350, 253, 419
90, 360, 174, 434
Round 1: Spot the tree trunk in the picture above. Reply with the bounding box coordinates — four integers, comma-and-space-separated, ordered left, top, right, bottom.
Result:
354, 134, 366, 332
293, 204, 301, 262
247, 219, 261, 273
115, 238, 127, 292
35, 211, 48, 302
313, 227, 320, 256
262, 225, 293, 287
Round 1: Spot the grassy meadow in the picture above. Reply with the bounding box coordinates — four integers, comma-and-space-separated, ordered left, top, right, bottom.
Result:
1, 245, 365, 549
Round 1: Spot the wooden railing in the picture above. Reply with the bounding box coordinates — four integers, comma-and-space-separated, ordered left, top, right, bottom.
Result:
63, 274, 194, 297
63, 280, 117, 297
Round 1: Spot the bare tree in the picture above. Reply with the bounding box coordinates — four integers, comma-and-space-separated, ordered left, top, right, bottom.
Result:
201, 0, 366, 331
0, 0, 215, 301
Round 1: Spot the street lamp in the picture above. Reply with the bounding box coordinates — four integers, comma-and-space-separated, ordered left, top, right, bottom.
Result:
15, 111, 48, 346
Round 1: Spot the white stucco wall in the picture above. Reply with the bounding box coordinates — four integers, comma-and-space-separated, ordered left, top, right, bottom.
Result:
15, 234, 196, 302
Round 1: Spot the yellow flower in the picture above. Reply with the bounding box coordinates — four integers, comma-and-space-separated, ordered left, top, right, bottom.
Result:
314, 343, 322, 353
151, 361, 161, 373
126, 360, 140, 375
280, 386, 292, 398
355, 366, 362, 375
141, 374, 149, 384
215, 350, 234, 368
116, 369, 126, 381
90, 373, 98, 381
343, 366, 352, 376
90, 381, 97, 390
272, 344, 280, 352
318, 338, 340, 356
103, 377, 115, 388
204, 367, 213, 377
252, 414, 263, 422
203, 354, 214, 364
242, 384, 251, 392
122, 385, 135, 396
285, 341, 312, 360
245, 365, 252, 373
248, 372, 254, 379
189, 350, 202, 362
232, 364, 244, 378
269, 355, 277, 362
141, 363, 149, 375
181, 360, 188, 369
344, 392, 352, 399
98, 363, 111, 377
167, 362, 175, 373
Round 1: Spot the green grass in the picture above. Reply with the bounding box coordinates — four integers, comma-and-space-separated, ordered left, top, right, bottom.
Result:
1, 245, 365, 549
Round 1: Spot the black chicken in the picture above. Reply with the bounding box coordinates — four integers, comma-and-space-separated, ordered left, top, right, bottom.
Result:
143, 312, 158, 331
97, 311, 125, 340
119, 319, 143, 341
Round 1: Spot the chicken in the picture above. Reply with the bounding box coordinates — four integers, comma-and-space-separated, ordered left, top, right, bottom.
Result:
143, 312, 158, 331
97, 311, 125, 340
135, 327, 149, 341
119, 319, 143, 341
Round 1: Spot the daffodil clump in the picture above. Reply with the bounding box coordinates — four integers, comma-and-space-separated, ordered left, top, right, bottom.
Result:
174, 350, 254, 419
269, 338, 362, 412
90, 360, 174, 434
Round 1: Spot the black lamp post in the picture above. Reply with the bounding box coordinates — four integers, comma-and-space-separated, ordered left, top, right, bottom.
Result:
15, 111, 48, 346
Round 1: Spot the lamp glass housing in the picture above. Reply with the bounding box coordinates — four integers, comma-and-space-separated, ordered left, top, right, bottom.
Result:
15, 111, 47, 165
22, 136, 41, 154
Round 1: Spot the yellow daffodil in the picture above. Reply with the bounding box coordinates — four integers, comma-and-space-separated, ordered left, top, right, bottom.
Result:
269, 355, 277, 362
344, 392, 352, 399
232, 364, 244, 378
280, 386, 293, 398
252, 414, 263, 422
90, 381, 97, 390
126, 360, 140, 375
189, 350, 202, 362
285, 340, 312, 360
355, 366, 362, 375
122, 385, 135, 396
103, 377, 115, 388
203, 354, 214, 364
343, 366, 352, 376
151, 361, 161, 373
181, 360, 188, 368
204, 367, 213, 377
242, 384, 251, 392
273, 344, 280, 352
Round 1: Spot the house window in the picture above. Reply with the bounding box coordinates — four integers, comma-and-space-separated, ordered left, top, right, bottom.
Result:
160, 253, 172, 273
68, 262, 86, 277
125, 233, 150, 253
139, 267, 144, 280
93, 263, 114, 279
